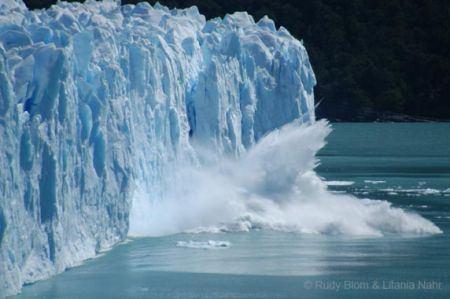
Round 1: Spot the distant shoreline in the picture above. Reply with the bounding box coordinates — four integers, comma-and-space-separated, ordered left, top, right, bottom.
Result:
324, 111, 450, 123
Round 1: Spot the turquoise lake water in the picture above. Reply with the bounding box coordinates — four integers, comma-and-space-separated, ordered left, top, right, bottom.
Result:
14, 123, 450, 298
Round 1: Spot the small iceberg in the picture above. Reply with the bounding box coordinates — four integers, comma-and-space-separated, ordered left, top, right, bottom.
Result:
176, 240, 231, 249
325, 180, 355, 186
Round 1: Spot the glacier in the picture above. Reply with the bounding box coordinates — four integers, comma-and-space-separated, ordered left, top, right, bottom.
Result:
0, 0, 440, 297
0, 0, 314, 295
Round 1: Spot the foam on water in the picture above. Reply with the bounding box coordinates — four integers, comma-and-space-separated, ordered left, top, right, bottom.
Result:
364, 180, 386, 185
129, 120, 442, 237
379, 188, 446, 196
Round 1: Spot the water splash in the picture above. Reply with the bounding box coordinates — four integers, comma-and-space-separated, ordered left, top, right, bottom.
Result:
129, 120, 441, 237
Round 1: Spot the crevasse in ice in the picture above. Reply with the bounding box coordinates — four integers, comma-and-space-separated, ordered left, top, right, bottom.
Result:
0, 0, 315, 295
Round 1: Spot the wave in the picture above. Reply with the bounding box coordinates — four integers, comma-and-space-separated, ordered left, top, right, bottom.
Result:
129, 120, 442, 237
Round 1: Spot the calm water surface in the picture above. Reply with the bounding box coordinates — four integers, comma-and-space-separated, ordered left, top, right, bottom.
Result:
14, 123, 450, 298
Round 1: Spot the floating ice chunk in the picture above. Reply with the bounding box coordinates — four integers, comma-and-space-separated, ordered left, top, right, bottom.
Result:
176, 240, 231, 249
325, 181, 355, 186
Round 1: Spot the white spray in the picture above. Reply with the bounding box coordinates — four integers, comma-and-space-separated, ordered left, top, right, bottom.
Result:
129, 120, 441, 237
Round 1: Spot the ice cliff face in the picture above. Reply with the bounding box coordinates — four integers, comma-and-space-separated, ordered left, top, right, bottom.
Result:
0, 0, 315, 296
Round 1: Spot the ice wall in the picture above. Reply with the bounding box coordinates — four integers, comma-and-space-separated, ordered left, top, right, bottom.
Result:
0, 0, 315, 295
